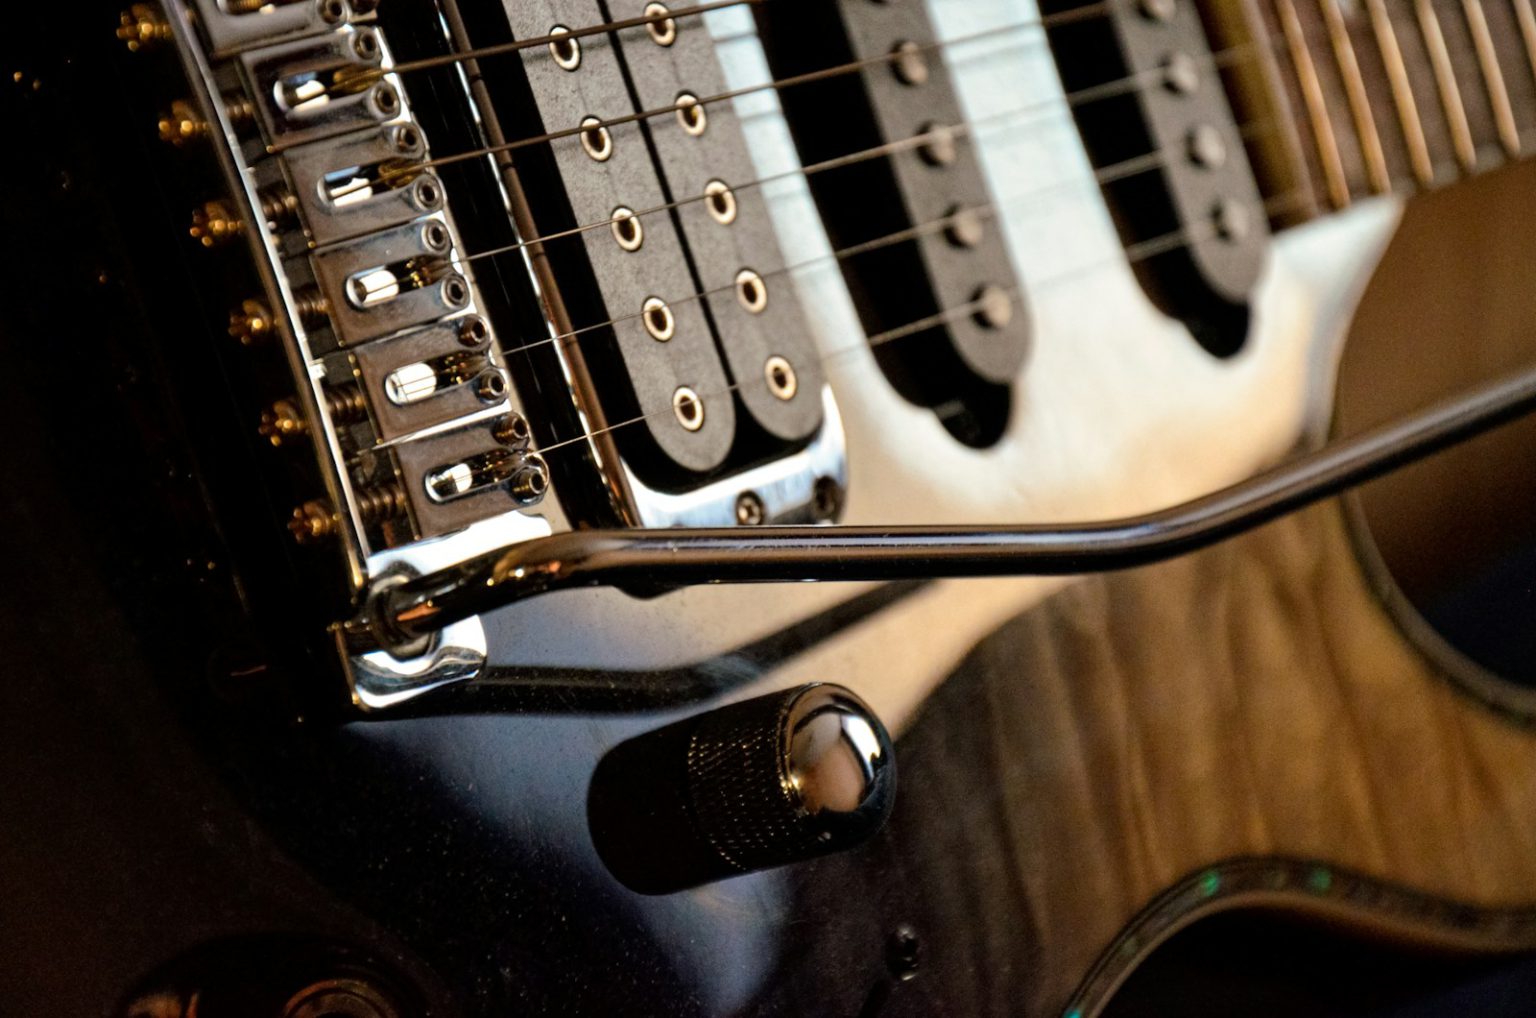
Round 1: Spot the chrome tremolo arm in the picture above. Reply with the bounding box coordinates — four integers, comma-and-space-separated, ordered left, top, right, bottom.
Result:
347, 363, 1536, 652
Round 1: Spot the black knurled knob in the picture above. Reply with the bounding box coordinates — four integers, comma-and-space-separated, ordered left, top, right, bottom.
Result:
587, 683, 896, 894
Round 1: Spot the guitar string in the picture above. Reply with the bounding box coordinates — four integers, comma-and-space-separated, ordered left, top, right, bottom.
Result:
319, 5, 1118, 188
507, 187, 1308, 464
352, 42, 1269, 303
379, 117, 1276, 404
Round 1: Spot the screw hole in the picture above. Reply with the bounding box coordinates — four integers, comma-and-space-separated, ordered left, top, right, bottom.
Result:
443, 276, 469, 307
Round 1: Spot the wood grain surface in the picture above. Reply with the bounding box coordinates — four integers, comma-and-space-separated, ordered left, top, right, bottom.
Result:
761, 500, 1536, 1018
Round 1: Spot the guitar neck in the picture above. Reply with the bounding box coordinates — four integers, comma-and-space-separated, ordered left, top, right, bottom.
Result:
1214, 0, 1536, 219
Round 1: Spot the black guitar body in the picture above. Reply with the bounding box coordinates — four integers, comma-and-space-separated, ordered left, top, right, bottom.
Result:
10, 4, 1536, 1018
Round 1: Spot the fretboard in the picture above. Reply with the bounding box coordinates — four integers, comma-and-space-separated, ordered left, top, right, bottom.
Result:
1215, 0, 1536, 216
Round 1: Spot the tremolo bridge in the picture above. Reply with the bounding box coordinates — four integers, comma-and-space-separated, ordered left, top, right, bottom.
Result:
134, 0, 853, 706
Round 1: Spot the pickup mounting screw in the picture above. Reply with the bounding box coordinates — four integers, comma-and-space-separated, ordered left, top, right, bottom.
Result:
190, 200, 243, 248
117, 5, 172, 51
1139, 0, 1176, 21
735, 491, 766, 526
812, 476, 843, 521
549, 25, 582, 70
644, 2, 678, 46
1162, 52, 1200, 94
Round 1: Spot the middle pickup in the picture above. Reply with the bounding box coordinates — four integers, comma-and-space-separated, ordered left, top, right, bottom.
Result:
755, 0, 1032, 447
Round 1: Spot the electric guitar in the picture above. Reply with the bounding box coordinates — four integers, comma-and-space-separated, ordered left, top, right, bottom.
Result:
5, 0, 1536, 1014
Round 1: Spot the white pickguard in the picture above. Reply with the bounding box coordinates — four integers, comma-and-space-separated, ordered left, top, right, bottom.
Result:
702, 0, 1402, 727
487, 0, 1401, 736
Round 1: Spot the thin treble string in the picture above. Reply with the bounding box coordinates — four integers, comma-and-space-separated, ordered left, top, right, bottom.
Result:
507, 188, 1309, 462
326, 5, 1116, 198
356, 41, 1270, 302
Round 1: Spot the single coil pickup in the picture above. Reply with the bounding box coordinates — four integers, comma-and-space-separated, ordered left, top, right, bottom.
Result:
1040, 0, 1269, 356
755, 0, 1031, 448
310, 215, 471, 345
236, 26, 407, 149
269, 123, 440, 250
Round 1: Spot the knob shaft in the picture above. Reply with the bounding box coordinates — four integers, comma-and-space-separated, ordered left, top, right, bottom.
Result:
588, 683, 895, 894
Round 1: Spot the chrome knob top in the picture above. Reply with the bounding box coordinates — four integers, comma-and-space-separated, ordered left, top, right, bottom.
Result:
588, 683, 896, 894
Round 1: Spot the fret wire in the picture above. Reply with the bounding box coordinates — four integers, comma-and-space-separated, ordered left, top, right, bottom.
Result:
1459, 0, 1522, 156
1317, 0, 1391, 193
1271, 0, 1352, 207
1513, 0, 1536, 99
1413, 0, 1478, 173
1363, 0, 1435, 187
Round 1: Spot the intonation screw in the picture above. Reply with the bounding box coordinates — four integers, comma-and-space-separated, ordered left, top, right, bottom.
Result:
258, 399, 307, 447
158, 97, 254, 146
289, 482, 406, 544
189, 200, 243, 248
259, 186, 301, 228
117, 5, 172, 51
229, 299, 275, 346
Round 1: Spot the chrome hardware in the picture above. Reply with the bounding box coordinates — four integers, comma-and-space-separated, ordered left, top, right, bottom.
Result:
237, 27, 406, 149
275, 124, 439, 249
311, 215, 470, 345
188, 0, 356, 56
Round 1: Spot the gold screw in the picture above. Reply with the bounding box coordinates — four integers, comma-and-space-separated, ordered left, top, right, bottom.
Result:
228, 299, 275, 346
190, 200, 243, 248
258, 399, 308, 447
289, 483, 407, 545
289, 500, 339, 545
158, 100, 208, 147
117, 4, 172, 51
